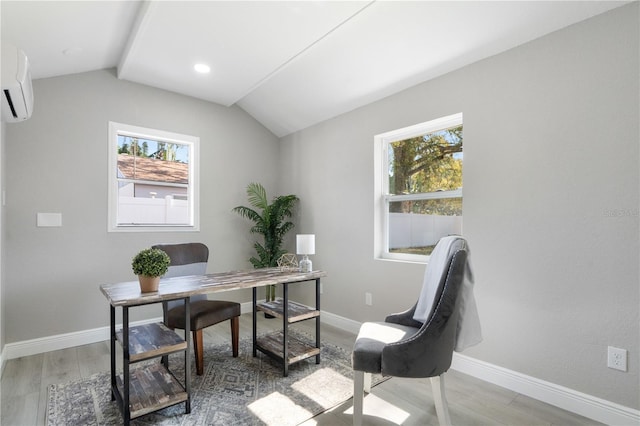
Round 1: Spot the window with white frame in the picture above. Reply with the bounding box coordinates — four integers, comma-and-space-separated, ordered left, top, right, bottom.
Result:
374, 113, 463, 262
108, 122, 199, 232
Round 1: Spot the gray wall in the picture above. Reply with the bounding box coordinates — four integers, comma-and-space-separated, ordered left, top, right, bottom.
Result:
1, 119, 5, 354
4, 69, 280, 341
280, 4, 639, 409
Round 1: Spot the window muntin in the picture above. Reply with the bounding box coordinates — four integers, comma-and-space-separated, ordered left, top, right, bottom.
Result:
108, 122, 199, 232
375, 113, 462, 261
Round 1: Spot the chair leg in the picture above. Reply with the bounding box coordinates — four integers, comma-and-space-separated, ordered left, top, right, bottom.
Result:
431, 374, 452, 426
230, 316, 239, 357
353, 370, 364, 426
193, 329, 204, 376
363, 372, 372, 393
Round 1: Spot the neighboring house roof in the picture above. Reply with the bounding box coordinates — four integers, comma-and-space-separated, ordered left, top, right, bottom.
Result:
117, 154, 188, 184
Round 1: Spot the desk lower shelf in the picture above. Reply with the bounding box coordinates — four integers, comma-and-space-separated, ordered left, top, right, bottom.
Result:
256, 331, 320, 365
115, 363, 188, 419
116, 323, 187, 362
256, 299, 319, 323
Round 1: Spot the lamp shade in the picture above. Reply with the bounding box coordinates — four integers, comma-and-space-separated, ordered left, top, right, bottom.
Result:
296, 234, 315, 255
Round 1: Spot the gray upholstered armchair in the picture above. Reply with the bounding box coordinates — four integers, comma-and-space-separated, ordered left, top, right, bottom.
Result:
153, 243, 241, 375
351, 239, 469, 426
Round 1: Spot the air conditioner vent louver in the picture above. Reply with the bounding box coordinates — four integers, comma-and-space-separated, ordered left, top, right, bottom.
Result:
4, 89, 18, 119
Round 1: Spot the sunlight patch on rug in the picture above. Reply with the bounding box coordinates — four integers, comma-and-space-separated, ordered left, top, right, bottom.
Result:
248, 391, 313, 425
292, 368, 353, 407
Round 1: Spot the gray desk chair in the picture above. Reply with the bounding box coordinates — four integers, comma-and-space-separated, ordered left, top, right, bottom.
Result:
351, 243, 468, 426
153, 243, 240, 375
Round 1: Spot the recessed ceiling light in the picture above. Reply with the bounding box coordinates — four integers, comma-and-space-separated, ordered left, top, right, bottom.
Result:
194, 63, 210, 74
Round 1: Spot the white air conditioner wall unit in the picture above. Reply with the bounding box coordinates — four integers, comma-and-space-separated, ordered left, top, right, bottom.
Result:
2, 43, 34, 122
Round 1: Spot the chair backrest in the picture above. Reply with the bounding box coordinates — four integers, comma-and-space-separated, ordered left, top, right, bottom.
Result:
413, 236, 467, 323
152, 243, 209, 309
424, 249, 468, 357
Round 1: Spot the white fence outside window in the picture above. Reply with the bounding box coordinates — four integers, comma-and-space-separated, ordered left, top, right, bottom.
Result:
389, 212, 462, 249
118, 196, 189, 225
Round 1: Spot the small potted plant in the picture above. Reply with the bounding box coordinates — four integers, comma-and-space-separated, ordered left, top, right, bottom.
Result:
132, 248, 171, 293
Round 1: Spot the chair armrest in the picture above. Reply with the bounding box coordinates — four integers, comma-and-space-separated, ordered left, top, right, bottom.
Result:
381, 320, 457, 378
385, 303, 423, 328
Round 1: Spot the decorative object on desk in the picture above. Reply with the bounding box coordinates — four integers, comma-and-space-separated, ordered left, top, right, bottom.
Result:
233, 182, 299, 302
296, 234, 315, 272
46, 334, 387, 426
131, 248, 171, 292
277, 253, 299, 272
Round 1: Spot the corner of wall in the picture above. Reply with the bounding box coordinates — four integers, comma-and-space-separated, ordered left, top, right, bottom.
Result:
0, 118, 5, 368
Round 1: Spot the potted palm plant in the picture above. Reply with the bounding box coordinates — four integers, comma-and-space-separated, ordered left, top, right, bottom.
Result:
233, 182, 299, 302
132, 248, 171, 293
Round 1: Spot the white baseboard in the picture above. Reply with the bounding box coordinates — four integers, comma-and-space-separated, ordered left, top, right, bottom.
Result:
240, 301, 253, 314
450, 353, 640, 426
3, 316, 163, 360
3, 308, 638, 425
320, 309, 362, 334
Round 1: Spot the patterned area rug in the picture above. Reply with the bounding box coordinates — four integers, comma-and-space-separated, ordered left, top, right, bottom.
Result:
47, 334, 384, 425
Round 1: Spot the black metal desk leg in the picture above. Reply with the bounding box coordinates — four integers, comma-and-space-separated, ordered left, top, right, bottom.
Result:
252, 287, 257, 357
123, 307, 130, 425
316, 278, 321, 364
283, 283, 289, 377
184, 297, 191, 413
161, 301, 169, 368
110, 305, 116, 401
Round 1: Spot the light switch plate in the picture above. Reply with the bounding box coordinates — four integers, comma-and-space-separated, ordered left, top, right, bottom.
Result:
37, 212, 62, 227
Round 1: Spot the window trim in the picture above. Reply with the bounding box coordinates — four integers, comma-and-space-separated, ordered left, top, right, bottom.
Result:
107, 121, 200, 232
374, 113, 463, 262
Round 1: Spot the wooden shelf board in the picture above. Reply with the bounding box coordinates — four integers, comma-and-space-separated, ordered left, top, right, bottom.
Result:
256, 331, 320, 364
115, 363, 188, 419
256, 299, 319, 323
116, 322, 187, 362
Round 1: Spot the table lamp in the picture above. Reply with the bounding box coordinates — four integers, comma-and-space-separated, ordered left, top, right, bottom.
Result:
296, 234, 315, 273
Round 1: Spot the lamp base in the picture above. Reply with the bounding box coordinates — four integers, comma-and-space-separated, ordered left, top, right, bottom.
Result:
299, 256, 312, 273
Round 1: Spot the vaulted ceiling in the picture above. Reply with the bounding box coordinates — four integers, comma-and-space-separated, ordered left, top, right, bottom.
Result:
1, 1, 628, 137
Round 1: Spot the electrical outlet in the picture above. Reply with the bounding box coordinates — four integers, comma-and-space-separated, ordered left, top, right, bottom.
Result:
365, 292, 373, 306
607, 346, 627, 372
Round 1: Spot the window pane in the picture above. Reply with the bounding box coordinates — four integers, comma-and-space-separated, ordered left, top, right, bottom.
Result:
117, 136, 189, 183
388, 126, 462, 196
388, 198, 462, 256
116, 135, 191, 226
